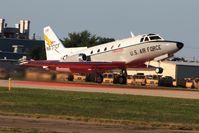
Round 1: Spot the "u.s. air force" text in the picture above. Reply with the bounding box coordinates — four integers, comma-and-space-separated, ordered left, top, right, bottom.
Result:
130, 45, 161, 56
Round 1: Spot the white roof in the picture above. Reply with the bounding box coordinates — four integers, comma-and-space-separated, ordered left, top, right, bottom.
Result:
164, 61, 199, 67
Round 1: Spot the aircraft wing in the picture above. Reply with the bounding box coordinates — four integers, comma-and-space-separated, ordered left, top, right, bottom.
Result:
20, 60, 156, 73
21, 60, 126, 72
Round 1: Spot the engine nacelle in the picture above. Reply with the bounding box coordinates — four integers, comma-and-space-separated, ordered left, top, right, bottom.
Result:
62, 53, 87, 62
78, 53, 87, 61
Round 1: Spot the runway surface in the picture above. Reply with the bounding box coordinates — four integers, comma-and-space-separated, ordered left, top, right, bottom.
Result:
0, 80, 199, 99
1, 115, 198, 133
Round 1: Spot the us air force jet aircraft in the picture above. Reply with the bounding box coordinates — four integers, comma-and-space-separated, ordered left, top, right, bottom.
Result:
22, 26, 184, 83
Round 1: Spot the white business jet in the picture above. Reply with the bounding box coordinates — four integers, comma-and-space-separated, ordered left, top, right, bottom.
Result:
22, 26, 184, 83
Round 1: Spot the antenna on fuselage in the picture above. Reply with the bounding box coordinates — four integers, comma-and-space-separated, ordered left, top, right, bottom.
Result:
130, 32, 135, 38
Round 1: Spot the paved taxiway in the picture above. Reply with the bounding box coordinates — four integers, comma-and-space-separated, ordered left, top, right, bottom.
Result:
0, 80, 199, 99
0, 115, 198, 133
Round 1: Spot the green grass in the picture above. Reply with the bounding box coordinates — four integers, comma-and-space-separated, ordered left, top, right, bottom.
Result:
0, 87, 199, 129
0, 128, 56, 133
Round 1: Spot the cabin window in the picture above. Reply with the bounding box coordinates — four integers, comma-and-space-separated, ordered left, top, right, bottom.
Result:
90, 50, 93, 54
104, 47, 107, 51
111, 45, 114, 49
144, 37, 149, 42
97, 49, 100, 52
118, 44, 121, 47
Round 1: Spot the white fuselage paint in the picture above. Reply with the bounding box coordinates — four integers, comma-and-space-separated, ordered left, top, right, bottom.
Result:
55, 35, 181, 72
69, 36, 179, 66
44, 26, 181, 67
34, 26, 183, 73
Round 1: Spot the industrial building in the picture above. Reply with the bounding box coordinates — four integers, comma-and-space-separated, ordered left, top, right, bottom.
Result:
0, 18, 44, 60
127, 61, 199, 80
0, 19, 30, 39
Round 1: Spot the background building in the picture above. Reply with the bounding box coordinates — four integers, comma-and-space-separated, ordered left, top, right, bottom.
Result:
0, 18, 44, 60
127, 61, 199, 80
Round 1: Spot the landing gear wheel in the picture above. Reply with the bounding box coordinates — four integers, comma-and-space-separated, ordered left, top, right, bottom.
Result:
118, 76, 126, 84
155, 67, 163, 74
95, 74, 103, 83
68, 74, 74, 81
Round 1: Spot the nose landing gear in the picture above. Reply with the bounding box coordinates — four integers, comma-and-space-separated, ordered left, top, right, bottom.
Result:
155, 67, 163, 74
155, 61, 163, 74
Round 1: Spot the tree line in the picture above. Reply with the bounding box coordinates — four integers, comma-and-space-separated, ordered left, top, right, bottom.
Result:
28, 30, 115, 60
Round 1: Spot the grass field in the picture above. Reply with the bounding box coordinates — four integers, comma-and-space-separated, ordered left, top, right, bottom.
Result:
0, 87, 199, 129
0, 128, 45, 133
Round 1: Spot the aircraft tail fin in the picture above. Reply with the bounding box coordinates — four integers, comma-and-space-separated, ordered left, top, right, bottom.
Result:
43, 26, 65, 60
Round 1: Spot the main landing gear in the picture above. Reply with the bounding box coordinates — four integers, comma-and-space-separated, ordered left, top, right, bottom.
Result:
112, 68, 127, 84
95, 73, 103, 83
117, 69, 127, 84
94, 68, 128, 84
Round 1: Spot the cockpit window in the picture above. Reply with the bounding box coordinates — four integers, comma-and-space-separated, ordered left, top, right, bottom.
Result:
141, 34, 163, 42
147, 33, 156, 36
149, 36, 161, 40
144, 37, 149, 42
140, 38, 144, 42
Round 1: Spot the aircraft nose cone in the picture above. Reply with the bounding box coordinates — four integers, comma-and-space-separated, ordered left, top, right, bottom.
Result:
176, 42, 184, 50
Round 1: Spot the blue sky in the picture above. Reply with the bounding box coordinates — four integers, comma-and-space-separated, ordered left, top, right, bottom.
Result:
1, 0, 199, 60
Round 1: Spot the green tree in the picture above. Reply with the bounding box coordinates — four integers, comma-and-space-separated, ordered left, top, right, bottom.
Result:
27, 45, 46, 60
62, 30, 115, 47
28, 31, 115, 60
97, 37, 115, 45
